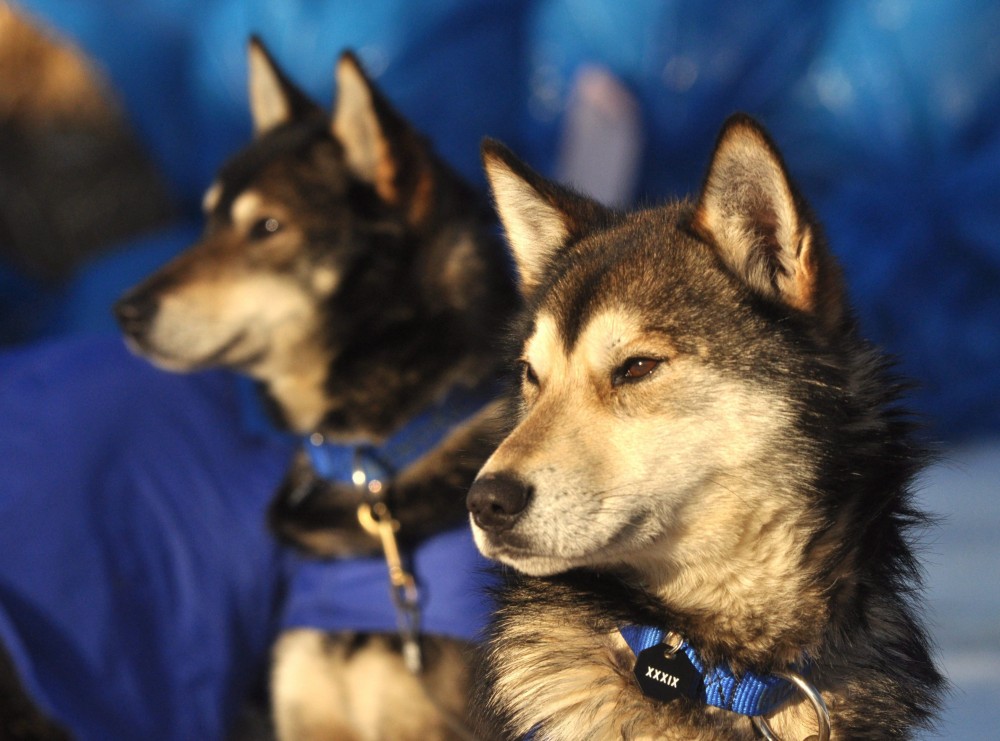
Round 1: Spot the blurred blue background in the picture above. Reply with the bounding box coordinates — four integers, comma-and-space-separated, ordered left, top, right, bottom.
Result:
3, 0, 998, 442
1, 0, 997, 738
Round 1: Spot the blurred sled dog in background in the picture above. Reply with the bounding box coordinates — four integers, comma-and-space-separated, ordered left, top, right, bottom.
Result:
117, 39, 515, 741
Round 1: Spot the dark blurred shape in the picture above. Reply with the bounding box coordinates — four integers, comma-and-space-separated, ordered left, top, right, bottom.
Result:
0, 4, 172, 282
0, 644, 68, 740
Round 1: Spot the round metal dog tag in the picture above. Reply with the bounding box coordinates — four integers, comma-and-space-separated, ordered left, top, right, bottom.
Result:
633, 644, 701, 703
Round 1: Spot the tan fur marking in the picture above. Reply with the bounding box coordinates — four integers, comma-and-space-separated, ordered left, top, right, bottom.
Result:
521, 313, 561, 388
407, 164, 435, 225
262, 350, 334, 431
438, 232, 479, 311
310, 266, 341, 297
231, 191, 265, 230
374, 153, 398, 204
788, 228, 816, 313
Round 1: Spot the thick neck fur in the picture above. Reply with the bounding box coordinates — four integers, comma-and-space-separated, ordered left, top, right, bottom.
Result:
484, 330, 943, 740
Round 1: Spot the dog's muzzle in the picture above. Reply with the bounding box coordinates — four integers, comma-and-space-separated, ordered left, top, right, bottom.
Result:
114, 288, 160, 343
466, 473, 533, 532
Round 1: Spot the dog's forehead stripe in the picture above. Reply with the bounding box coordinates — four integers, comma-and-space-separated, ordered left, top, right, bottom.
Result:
539, 234, 627, 350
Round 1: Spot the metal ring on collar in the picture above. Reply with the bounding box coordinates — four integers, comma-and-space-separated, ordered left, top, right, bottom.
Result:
351, 449, 386, 499
662, 630, 684, 658
751, 671, 830, 741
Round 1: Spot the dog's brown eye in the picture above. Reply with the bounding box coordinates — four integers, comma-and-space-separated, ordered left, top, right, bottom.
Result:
519, 360, 539, 387
615, 357, 661, 386
250, 217, 282, 240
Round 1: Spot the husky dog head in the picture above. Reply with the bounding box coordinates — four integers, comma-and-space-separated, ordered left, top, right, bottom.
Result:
471, 118, 944, 739
116, 39, 511, 434
468, 116, 854, 586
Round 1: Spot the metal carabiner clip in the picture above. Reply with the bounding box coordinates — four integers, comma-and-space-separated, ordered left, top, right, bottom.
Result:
354, 452, 424, 674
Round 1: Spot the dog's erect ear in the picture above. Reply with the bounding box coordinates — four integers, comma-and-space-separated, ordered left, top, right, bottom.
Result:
333, 52, 418, 206
482, 139, 605, 298
247, 37, 320, 134
692, 114, 844, 327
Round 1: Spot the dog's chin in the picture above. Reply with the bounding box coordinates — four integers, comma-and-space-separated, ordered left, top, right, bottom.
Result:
123, 339, 210, 372
125, 330, 260, 373
121, 334, 192, 371
496, 553, 578, 577
472, 523, 606, 577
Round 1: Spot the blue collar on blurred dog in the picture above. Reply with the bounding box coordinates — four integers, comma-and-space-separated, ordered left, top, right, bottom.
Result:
237, 374, 498, 485
237, 373, 501, 644
303, 379, 498, 487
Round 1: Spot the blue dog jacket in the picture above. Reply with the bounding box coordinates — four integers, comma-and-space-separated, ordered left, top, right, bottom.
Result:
281, 528, 495, 642
0, 336, 296, 740
0, 335, 496, 739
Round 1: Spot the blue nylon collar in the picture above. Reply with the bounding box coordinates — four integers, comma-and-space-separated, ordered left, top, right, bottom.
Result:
619, 624, 796, 717
304, 379, 499, 485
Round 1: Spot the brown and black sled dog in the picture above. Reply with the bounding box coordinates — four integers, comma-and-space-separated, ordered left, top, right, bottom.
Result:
466, 115, 944, 739
117, 40, 516, 741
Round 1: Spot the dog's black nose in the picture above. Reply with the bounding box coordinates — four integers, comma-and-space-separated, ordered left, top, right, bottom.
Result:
467, 474, 532, 532
113, 290, 158, 335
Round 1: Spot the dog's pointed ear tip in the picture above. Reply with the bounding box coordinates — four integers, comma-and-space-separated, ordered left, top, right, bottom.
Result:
247, 36, 266, 61
715, 114, 776, 153
336, 50, 366, 79
722, 111, 761, 129
480, 138, 503, 162
480, 139, 521, 172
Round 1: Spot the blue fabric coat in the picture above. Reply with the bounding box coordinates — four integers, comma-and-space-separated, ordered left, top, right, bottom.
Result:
0, 336, 294, 738
0, 336, 497, 738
